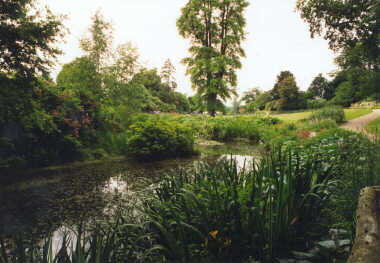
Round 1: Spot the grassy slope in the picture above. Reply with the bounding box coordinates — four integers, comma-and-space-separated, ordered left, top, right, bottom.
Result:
271, 111, 311, 122
366, 117, 380, 135
344, 108, 372, 121
270, 109, 372, 123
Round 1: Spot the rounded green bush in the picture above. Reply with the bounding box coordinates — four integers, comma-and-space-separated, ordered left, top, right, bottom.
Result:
125, 117, 195, 160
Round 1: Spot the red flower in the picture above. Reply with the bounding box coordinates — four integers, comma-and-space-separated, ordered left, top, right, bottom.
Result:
64, 118, 70, 125
74, 128, 80, 138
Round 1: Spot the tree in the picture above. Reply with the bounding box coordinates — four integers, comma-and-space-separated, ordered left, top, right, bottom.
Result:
56, 57, 101, 98
232, 96, 241, 114
177, 0, 249, 116
160, 59, 177, 90
333, 81, 357, 107
251, 91, 273, 111
0, 0, 65, 77
174, 92, 191, 113
278, 76, 303, 111
241, 87, 261, 104
308, 74, 330, 99
109, 42, 141, 83
296, 0, 379, 70
272, 71, 295, 99
80, 10, 113, 73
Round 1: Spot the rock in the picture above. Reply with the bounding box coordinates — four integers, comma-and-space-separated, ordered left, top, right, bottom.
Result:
317, 240, 336, 250
291, 251, 315, 259
277, 259, 296, 263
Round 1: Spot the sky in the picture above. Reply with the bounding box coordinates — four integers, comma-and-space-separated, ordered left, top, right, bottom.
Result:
39, 0, 338, 98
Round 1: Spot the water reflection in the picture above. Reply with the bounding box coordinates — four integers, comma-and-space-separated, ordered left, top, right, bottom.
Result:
0, 141, 260, 250
219, 154, 254, 170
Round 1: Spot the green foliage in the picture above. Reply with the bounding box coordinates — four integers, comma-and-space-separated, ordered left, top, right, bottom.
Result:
160, 58, 177, 89
0, 0, 66, 77
308, 74, 330, 99
173, 92, 191, 113
241, 88, 261, 104
144, 147, 333, 261
80, 10, 113, 73
56, 57, 102, 99
332, 81, 357, 107
250, 91, 273, 111
306, 98, 326, 109
277, 76, 304, 111
366, 117, 380, 135
177, 0, 249, 116
309, 106, 345, 123
305, 129, 380, 229
297, 0, 379, 103
109, 42, 141, 83
125, 117, 195, 160
272, 71, 295, 100
296, 0, 379, 66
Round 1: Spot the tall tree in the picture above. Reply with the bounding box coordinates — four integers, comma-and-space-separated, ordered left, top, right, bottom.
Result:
308, 73, 330, 99
272, 71, 295, 100
80, 10, 113, 73
177, 0, 249, 116
0, 0, 65, 77
160, 59, 177, 89
278, 77, 301, 110
296, 0, 379, 70
109, 42, 141, 83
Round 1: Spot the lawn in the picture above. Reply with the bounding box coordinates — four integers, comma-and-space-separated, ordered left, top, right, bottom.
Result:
271, 111, 311, 122
365, 117, 380, 135
344, 108, 372, 121
269, 108, 372, 123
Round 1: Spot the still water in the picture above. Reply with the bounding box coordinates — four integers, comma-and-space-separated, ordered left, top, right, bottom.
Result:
0, 142, 260, 250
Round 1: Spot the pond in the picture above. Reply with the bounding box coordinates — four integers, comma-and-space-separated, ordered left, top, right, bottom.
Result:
0, 141, 261, 250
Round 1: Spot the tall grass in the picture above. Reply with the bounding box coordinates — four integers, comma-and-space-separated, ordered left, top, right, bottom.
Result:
2, 128, 379, 263
143, 149, 334, 262
308, 106, 345, 123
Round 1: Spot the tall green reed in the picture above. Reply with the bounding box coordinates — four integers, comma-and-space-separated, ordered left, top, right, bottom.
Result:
143, 147, 334, 262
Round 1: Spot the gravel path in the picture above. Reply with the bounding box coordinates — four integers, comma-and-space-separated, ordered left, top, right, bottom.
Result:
340, 109, 380, 138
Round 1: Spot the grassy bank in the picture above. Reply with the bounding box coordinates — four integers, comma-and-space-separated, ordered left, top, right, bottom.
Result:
366, 116, 380, 135
344, 108, 372, 121
2, 126, 379, 263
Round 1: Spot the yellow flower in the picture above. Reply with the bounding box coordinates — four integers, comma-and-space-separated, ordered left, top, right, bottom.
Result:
209, 230, 218, 239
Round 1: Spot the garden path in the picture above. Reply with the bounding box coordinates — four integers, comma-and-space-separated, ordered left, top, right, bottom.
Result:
340, 109, 380, 139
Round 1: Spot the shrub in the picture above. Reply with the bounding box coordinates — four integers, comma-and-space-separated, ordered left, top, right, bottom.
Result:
125, 117, 195, 160
308, 106, 345, 123
307, 99, 326, 109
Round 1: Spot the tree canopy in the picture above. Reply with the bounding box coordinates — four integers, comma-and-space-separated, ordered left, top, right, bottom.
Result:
0, 0, 65, 77
296, 0, 379, 70
177, 0, 249, 116
308, 74, 330, 99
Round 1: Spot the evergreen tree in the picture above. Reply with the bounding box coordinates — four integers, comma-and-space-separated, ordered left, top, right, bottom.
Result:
160, 59, 177, 90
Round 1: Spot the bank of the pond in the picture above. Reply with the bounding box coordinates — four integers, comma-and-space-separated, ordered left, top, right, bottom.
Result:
1, 127, 380, 263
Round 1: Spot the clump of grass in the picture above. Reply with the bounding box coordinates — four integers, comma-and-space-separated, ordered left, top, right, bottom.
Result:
308, 106, 345, 124
143, 149, 334, 262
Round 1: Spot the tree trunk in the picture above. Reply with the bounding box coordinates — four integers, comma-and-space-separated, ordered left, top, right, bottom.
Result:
207, 93, 217, 117
347, 186, 380, 263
